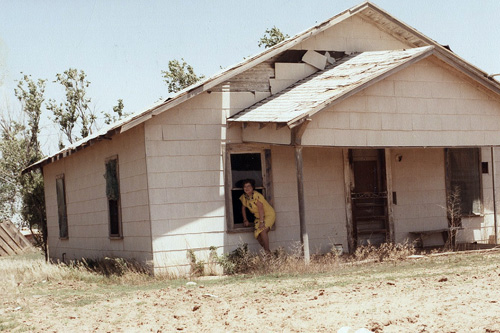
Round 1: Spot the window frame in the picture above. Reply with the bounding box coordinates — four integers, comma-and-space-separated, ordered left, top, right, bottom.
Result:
225, 145, 273, 233
105, 155, 123, 239
444, 148, 483, 218
56, 174, 69, 239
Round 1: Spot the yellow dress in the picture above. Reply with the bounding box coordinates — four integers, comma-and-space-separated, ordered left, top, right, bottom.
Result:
240, 191, 276, 239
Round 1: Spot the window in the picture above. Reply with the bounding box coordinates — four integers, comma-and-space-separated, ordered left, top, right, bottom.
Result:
226, 149, 273, 230
105, 156, 122, 237
56, 174, 68, 239
445, 148, 482, 217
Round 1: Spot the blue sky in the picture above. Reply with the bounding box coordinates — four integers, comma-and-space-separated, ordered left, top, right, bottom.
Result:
1, 0, 499, 152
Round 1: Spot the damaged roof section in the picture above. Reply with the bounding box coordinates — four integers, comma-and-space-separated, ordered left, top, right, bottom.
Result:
228, 46, 434, 127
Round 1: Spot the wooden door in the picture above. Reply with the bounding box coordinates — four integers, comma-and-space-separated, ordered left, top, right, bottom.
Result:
350, 149, 388, 247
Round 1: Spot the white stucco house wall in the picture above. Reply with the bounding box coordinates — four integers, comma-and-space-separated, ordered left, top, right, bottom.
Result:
26, 2, 500, 274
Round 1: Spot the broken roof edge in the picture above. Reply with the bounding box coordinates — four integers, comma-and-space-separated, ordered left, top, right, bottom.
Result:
228, 46, 435, 127
230, 45, 500, 129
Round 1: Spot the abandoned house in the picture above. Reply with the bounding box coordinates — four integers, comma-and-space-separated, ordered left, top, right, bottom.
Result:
26, 2, 500, 274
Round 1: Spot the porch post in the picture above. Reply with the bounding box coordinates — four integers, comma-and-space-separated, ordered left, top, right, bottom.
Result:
290, 118, 311, 263
385, 149, 395, 243
295, 146, 310, 263
492, 147, 498, 245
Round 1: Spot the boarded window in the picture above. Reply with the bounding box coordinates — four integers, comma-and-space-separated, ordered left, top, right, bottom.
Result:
56, 175, 68, 239
227, 150, 272, 230
105, 157, 122, 237
445, 148, 482, 216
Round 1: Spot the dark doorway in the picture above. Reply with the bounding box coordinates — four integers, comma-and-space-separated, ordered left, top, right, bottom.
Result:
350, 149, 388, 247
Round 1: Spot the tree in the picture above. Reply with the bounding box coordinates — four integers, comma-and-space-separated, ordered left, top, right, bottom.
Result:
0, 74, 47, 258
103, 99, 128, 125
46, 68, 97, 148
258, 26, 289, 49
161, 58, 205, 94
14, 74, 45, 158
0, 117, 24, 221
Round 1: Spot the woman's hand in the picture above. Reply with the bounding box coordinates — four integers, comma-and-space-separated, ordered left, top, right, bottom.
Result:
243, 219, 250, 227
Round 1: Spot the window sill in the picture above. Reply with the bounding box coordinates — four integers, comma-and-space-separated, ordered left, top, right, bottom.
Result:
462, 213, 483, 218
109, 235, 123, 240
59, 237, 69, 240
227, 226, 253, 234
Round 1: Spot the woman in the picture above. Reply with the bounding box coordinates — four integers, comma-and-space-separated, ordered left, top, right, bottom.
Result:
239, 179, 276, 253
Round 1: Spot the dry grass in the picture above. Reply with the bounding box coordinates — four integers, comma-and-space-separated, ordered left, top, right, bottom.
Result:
0, 252, 155, 290
0, 242, 418, 296
211, 241, 417, 277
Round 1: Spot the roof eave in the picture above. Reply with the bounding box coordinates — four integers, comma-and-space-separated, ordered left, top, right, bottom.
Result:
22, 127, 121, 174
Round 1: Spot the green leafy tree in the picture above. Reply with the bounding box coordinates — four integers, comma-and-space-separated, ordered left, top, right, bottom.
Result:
258, 26, 289, 48
103, 99, 128, 125
161, 58, 205, 94
0, 74, 47, 257
46, 68, 97, 148
0, 118, 24, 221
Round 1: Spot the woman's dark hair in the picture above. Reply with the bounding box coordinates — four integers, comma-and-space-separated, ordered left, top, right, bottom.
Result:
241, 178, 255, 189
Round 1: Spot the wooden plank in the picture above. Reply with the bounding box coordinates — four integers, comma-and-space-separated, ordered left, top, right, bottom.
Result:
0, 243, 9, 256
0, 223, 24, 252
223, 144, 235, 232
0, 227, 17, 255
212, 62, 275, 93
0, 221, 33, 256
302, 50, 327, 70
492, 147, 498, 244
385, 148, 395, 243
295, 146, 310, 263
264, 149, 274, 207
3, 221, 32, 249
291, 119, 310, 145
343, 149, 355, 253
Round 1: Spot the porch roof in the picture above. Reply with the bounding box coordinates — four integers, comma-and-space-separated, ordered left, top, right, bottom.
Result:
228, 47, 434, 128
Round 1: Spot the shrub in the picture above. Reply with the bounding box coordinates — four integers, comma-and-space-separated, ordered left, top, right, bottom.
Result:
187, 249, 205, 277
214, 243, 253, 275
354, 241, 415, 262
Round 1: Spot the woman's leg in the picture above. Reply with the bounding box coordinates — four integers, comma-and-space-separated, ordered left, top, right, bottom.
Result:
257, 228, 271, 253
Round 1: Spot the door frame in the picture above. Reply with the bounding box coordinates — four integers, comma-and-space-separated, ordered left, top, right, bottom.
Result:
343, 148, 395, 253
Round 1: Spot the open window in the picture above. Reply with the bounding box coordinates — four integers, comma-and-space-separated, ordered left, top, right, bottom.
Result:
105, 156, 122, 238
56, 174, 68, 239
226, 149, 273, 231
445, 148, 482, 217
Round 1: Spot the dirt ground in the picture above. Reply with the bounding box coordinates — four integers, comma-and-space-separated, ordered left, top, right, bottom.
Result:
3, 250, 500, 332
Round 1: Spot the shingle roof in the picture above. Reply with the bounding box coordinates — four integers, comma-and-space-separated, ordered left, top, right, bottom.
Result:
229, 46, 434, 127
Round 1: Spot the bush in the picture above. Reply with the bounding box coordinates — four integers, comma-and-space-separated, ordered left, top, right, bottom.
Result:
187, 249, 205, 277
354, 241, 415, 262
214, 243, 253, 275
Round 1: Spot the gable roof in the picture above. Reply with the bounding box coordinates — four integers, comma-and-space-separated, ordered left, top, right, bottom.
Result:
24, 1, 500, 172
229, 47, 433, 127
